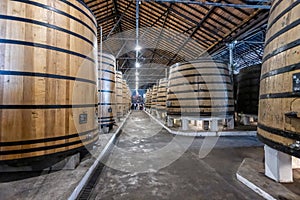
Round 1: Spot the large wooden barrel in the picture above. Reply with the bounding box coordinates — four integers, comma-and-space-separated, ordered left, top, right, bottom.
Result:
236, 64, 261, 115
122, 79, 128, 114
98, 53, 116, 129
125, 85, 131, 111
151, 85, 158, 110
0, 0, 98, 165
167, 59, 234, 117
233, 74, 238, 113
258, 0, 300, 158
116, 71, 123, 117
145, 89, 152, 108
157, 78, 168, 112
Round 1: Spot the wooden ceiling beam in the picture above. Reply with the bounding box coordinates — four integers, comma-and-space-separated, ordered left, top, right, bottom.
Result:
142, 0, 270, 9
105, 0, 134, 40
223, 0, 251, 16
97, 13, 118, 24
140, 4, 170, 38
166, 2, 218, 65
172, 4, 229, 34
149, 3, 173, 67
218, 7, 243, 22
112, 0, 122, 33
93, 5, 114, 16
204, 9, 266, 55
184, 4, 238, 27
87, 1, 112, 10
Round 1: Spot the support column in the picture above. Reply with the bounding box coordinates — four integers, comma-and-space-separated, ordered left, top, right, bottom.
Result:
241, 114, 250, 125
167, 116, 174, 127
193, 120, 197, 126
264, 145, 293, 183
156, 111, 161, 119
182, 118, 189, 131
203, 121, 209, 130
292, 157, 300, 169
210, 119, 218, 131
227, 117, 235, 129
102, 126, 110, 134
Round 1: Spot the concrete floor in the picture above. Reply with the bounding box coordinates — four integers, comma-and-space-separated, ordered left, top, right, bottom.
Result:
0, 118, 126, 200
2, 111, 297, 199
90, 111, 264, 200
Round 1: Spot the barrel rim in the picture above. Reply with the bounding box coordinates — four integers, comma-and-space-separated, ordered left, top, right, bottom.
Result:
166, 111, 234, 117
16, 0, 97, 36
0, 132, 98, 156
60, 0, 97, 27
0, 141, 95, 165
0, 129, 97, 146
159, 78, 168, 82
116, 71, 123, 75
257, 134, 300, 159
76, 0, 98, 24
0, 14, 95, 47
238, 64, 262, 74
170, 59, 227, 69
99, 52, 116, 62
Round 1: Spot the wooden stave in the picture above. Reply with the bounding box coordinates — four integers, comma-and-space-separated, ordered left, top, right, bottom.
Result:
258, 0, 300, 158
236, 64, 261, 115
98, 53, 116, 127
0, 0, 98, 163
167, 60, 233, 117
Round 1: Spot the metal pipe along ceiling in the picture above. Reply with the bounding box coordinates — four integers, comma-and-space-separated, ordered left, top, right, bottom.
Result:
141, 0, 271, 9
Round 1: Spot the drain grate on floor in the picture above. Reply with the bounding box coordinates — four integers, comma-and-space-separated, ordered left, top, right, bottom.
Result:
76, 133, 121, 200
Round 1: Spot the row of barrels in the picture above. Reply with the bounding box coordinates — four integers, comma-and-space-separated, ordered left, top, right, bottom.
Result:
145, 78, 168, 113
1, 0, 300, 167
99, 53, 131, 130
0, 1, 131, 165
145, 0, 300, 159
146, 59, 235, 119
146, 62, 261, 117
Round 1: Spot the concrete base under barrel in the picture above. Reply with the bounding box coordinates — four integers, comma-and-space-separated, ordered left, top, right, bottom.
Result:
0, 153, 81, 172
0, 144, 94, 172
167, 115, 235, 131
263, 145, 300, 183
237, 156, 300, 199
236, 113, 258, 126
156, 111, 167, 121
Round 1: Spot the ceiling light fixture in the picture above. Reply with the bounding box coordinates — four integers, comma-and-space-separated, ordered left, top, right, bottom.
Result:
135, 45, 142, 51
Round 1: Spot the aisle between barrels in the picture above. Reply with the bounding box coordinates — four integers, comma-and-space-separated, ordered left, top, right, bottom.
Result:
90, 111, 265, 200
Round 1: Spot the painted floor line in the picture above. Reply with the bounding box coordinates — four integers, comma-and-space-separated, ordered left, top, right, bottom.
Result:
236, 173, 276, 200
